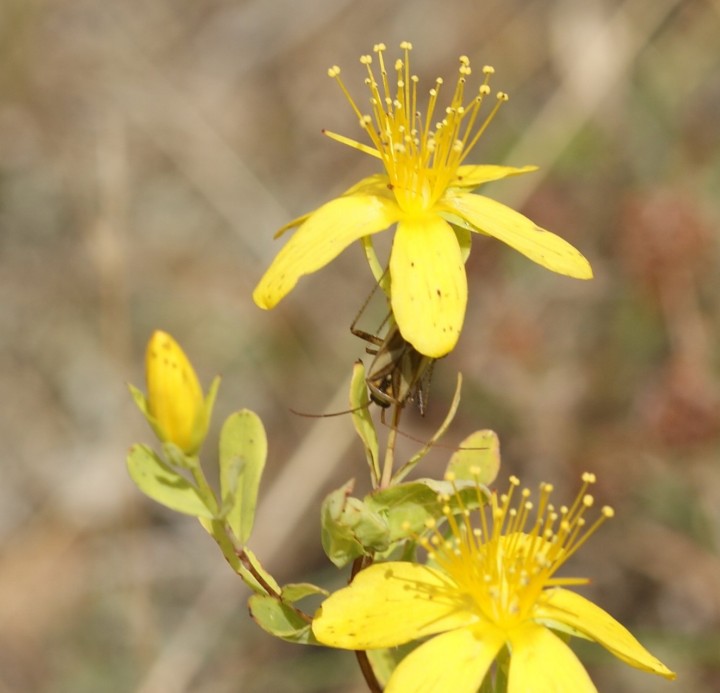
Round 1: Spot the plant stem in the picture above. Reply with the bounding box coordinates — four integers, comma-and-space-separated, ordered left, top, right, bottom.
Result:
189, 463, 219, 515
355, 650, 383, 693
380, 404, 401, 488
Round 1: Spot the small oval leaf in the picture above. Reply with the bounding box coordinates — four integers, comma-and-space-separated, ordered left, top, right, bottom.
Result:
447, 429, 500, 485
249, 594, 318, 645
350, 361, 380, 484
219, 410, 268, 544
126, 444, 215, 518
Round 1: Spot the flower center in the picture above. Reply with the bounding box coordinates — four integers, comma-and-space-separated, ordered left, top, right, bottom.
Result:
420, 473, 614, 631
326, 42, 508, 214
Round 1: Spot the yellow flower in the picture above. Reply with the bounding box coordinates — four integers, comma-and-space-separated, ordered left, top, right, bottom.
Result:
253, 42, 593, 358
131, 330, 219, 455
312, 473, 675, 692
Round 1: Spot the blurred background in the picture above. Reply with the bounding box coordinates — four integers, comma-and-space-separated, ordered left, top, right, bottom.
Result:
1, 0, 719, 690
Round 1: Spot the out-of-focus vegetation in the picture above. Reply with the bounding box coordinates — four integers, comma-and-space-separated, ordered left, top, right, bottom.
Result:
1, 0, 718, 691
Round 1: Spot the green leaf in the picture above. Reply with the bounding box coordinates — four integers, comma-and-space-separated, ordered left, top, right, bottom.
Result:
366, 478, 487, 541
126, 444, 215, 518
320, 480, 390, 568
219, 410, 267, 544
349, 361, 380, 485
281, 583, 329, 604
447, 429, 501, 486
248, 594, 318, 645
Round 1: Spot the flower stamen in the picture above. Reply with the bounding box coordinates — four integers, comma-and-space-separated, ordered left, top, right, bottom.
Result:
326, 43, 508, 214
411, 474, 615, 627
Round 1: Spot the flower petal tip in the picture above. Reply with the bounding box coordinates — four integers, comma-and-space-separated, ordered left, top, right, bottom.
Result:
251, 286, 275, 310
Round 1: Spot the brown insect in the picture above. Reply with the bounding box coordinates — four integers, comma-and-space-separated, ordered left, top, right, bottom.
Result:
351, 313, 435, 415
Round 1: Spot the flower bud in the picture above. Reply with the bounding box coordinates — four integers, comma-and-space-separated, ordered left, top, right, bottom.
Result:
143, 330, 210, 455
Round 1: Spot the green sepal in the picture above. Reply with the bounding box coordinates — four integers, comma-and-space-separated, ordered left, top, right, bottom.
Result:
366, 642, 420, 688
366, 477, 488, 541
189, 375, 221, 455
281, 583, 329, 604
361, 234, 391, 293
129, 383, 165, 446
450, 221, 473, 263
492, 645, 510, 693
349, 360, 380, 485
128, 376, 221, 457
248, 594, 318, 645
219, 409, 267, 544
320, 480, 390, 568
446, 429, 501, 486
126, 444, 215, 518
129, 382, 149, 416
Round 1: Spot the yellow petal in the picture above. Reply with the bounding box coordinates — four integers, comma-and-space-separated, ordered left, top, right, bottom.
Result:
507, 622, 598, 693
312, 562, 475, 649
273, 174, 391, 239
339, 172, 391, 197
452, 164, 538, 189
535, 588, 676, 680
443, 191, 593, 279
386, 625, 505, 693
389, 215, 467, 358
253, 192, 399, 309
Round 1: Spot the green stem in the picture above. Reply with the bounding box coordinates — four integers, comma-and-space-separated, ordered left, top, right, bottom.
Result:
210, 518, 312, 623
189, 462, 219, 515
380, 405, 401, 488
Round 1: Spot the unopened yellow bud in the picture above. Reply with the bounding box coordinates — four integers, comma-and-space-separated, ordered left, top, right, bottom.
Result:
144, 330, 208, 455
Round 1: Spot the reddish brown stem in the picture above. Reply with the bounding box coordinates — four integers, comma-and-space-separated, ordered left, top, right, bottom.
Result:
355, 650, 383, 693
350, 556, 382, 691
